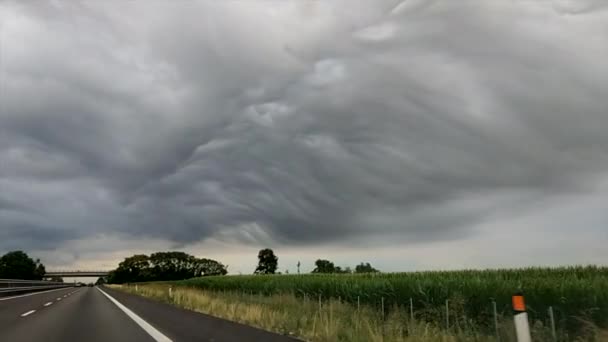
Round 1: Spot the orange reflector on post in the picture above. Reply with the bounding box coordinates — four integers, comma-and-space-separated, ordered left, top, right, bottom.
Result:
512, 294, 526, 312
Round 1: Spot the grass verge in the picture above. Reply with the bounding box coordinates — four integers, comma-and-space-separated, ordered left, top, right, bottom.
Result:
108, 283, 607, 341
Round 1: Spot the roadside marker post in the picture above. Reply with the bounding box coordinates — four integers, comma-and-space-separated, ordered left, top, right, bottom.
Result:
445, 299, 450, 331
548, 306, 557, 341
512, 294, 531, 342
318, 294, 322, 311
492, 300, 500, 341
409, 298, 414, 321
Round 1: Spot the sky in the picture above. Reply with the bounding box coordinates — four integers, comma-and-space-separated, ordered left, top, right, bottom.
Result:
0, 0, 607, 275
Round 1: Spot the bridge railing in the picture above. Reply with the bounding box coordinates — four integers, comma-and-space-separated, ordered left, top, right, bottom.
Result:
44, 271, 109, 277
0, 279, 72, 296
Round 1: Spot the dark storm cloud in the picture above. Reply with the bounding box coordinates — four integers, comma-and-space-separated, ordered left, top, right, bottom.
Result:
1, 0, 607, 255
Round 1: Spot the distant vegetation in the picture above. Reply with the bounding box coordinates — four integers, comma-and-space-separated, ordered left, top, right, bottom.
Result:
254, 248, 278, 274
0, 251, 46, 280
252, 249, 380, 275
105, 249, 607, 337
312, 259, 380, 274
168, 265, 607, 337
106, 248, 606, 338
107, 251, 227, 284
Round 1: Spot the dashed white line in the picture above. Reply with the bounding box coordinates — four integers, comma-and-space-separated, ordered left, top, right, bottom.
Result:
21, 310, 36, 317
63, 295, 68, 298
97, 287, 172, 342
56, 298, 62, 301
44, 302, 53, 307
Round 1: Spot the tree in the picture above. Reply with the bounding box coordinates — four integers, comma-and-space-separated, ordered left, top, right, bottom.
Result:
149, 251, 195, 281
109, 254, 151, 283
312, 259, 337, 273
0, 251, 45, 280
254, 248, 278, 274
196, 258, 228, 276
34, 260, 46, 280
106, 251, 227, 284
313, 259, 332, 273
312, 259, 351, 274
355, 262, 379, 273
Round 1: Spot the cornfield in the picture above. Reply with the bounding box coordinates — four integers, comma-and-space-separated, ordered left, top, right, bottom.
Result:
171, 266, 608, 335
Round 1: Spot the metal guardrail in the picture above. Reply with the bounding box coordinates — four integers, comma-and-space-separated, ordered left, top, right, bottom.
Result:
0, 279, 72, 295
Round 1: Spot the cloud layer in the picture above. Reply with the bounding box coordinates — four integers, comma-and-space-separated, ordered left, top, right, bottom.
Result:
1, 1, 607, 267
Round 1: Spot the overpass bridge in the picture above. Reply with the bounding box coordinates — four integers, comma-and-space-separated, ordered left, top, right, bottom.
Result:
45, 271, 110, 278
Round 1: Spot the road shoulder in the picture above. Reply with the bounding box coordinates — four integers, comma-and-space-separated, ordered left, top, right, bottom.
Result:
101, 286, 298, 342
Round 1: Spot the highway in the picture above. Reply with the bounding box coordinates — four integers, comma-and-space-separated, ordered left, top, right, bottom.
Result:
0, 286, 296, 342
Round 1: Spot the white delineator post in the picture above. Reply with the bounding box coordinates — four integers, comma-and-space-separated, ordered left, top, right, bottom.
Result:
512, 294, 531, 342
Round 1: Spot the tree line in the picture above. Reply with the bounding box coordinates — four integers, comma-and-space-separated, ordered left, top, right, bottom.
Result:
106, 251, 227, 284
0, 251, 46, 280
253, 249, 379, 275
0, 248, 379, 283
107, 248, 380, 283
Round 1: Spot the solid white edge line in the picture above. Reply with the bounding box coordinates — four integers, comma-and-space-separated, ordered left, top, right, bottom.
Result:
96, 287, 172, 342
44, 302, 53, 307
0, 287, 72, 301
21, 310, 36, 317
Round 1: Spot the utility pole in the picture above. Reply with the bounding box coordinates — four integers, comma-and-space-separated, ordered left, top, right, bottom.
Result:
297, 261, 301, 274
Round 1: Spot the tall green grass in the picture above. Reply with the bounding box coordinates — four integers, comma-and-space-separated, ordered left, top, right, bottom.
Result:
169, 266, 608, 335
113, 283, 517, 341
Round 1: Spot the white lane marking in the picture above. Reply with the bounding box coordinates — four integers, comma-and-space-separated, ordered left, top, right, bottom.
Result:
21, 310, 36, 317
0, 288, 73, 301
44, 302, 53, 307
63, 295, 68, 298
97, 287, 172, 342
56, 298, 62, 301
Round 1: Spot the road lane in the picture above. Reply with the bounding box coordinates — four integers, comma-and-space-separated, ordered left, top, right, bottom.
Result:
0, 285, 298, 341
0, 287, 155, 342
0, 287, 76, 328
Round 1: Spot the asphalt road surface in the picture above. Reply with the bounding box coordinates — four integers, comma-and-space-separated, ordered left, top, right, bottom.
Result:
0, 286, 296, 342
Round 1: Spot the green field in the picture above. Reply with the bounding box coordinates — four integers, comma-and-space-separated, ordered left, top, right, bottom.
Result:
169, 266, 607, 335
